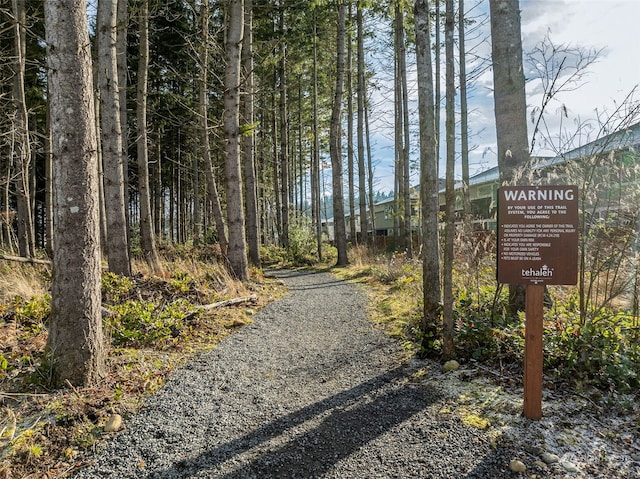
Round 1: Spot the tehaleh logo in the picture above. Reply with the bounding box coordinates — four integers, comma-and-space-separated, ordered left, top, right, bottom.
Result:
521, 264, 554, 278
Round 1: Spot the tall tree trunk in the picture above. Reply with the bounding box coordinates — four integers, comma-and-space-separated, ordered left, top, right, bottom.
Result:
490, 0, 529, 184
242, 0, 260, 267
136, 0, 162, 273
96, 114, 108, 249
256, 122, 267, 244
435, 0, 441, 177
98, 0, 131, 276
356, 1, 368, 246
224, 0, 248, 281
117, 0, 129, 237
278, 11, 290, 249
393, 10, 402, 247
397, 2, 412, 257
442, 0, 456, 359
271, 79, 282, 243
199, 0, 228, 253
45, 102, 54, 256
312, 12, 323, 260
193, 144, 201, 245
153, 135, 163, 238
347, 4, 356, 244
331, 2, 349, 266
365, 89, 375, 247
177, 164, 183, 243
45, 0, 105, 387
459, 0, 471, 226
11, 0, 35, 258
30, 139, 36, 248
169, 165, 175, 242
2, 163, 14, 253
116, 0, 127, 150
297, 79, 304, 216
489, 0, 530, 313
415, 0, 441, 353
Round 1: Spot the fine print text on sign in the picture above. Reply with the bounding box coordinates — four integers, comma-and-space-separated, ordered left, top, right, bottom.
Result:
497, 185, 578, 285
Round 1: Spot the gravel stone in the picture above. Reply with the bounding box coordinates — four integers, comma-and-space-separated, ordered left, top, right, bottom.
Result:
72, 270, 522, 478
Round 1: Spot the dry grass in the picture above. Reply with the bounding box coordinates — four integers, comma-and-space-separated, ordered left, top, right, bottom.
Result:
334, 248, 423, 352
0, 262, 50, 303
0, 255, 286, 478
346, 245, 378, 268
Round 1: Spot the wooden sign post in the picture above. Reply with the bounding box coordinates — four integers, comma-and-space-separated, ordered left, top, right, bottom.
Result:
523, 284, 544, 419
497, 186, 578, 420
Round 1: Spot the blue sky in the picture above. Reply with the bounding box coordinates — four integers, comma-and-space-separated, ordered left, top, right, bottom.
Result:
366, 0, 640, 194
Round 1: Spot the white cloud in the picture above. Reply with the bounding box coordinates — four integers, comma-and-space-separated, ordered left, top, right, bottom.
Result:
466, 0, 640, 174
523, 0, 638, 100
366, 0, 640, 188
522, 1, 639, 152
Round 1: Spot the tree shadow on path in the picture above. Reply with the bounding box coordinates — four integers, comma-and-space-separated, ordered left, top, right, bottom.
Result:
266, 269, 349, 291
150, 365, 439, 478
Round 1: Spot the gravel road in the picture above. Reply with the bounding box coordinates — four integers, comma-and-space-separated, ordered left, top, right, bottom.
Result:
72, 269, 521, 478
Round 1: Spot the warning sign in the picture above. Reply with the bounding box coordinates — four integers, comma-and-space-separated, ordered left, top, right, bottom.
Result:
497, 186, 578, 285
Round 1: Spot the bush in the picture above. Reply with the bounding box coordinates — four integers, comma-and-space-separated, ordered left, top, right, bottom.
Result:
8, 295, 51, 335
260, 244, 287, 265
102, 272, 134, 302
169, 272, 193, 294
450, 276, 640, 392
258, 222, 335, 267
287, 222, 317, 265
453, 284, 523, 364
106, 299, 194, 348
545, 304, 639, 392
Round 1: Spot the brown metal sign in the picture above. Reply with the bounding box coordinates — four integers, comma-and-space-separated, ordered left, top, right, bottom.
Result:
497, 185, 578, 285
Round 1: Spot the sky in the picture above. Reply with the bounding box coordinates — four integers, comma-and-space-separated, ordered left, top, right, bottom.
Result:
366, 0, 640, 194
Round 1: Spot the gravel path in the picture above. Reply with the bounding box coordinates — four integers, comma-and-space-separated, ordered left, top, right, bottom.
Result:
72, 269, 520, 478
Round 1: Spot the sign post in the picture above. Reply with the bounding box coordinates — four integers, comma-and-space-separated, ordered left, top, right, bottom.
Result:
523, 284, 544, 419
497, 185, 578, 419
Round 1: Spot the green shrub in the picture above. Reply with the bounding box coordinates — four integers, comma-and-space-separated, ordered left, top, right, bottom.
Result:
260, 244, 287, 265
545, 305, 639, 392
287, 223, 317, 265
169, 272, 193, 294
320, 243, 338, 264
102, 272, 134, 302
106, 299, 193, 348
450, 276, 640, 392
128, 228, 142, 258
0, 352, 9, 379
453, 284, 522, 363
12, 295, 51, 332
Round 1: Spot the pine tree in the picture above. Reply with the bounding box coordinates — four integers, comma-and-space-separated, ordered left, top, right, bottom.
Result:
45, 0, 105, 387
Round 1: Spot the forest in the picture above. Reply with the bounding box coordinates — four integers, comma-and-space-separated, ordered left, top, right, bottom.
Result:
1, 0, 639, 475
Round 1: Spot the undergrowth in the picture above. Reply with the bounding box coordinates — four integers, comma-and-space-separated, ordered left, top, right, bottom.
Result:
260, 221, 337, 268
0, 252, 286, 478
341, 244, 640, 396
2, 237, 638, 476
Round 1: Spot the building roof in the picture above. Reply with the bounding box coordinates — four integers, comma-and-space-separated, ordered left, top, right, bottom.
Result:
532, 121, 640, 171
469, 166, 499, 185
462, 121, 640, 188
